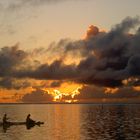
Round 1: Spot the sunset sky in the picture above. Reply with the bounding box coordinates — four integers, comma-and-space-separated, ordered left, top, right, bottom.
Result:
0, 0, 140, 103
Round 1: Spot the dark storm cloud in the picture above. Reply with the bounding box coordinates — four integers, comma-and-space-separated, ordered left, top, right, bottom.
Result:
48, 17, 140, 58
0, 44, 32, 89
74, 85, 105, 99
21, 88, 53, 103
1, 17, 140, 90
74, 86, 140, 100
44, 16, 140, 87
0, 78, 30, 90
0, 44, 28, 77
15, 60, 78, 80
15, 16, 140, 87
127, 55, 140, 76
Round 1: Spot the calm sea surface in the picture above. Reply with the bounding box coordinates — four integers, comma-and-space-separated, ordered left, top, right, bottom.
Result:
0, 104, 140, 140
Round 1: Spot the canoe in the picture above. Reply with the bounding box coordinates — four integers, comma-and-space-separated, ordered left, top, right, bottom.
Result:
0, 121, 44, 126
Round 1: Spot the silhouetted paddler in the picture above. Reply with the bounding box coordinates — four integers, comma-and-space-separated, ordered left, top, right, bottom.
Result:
3, 114, 9, 124
26, 114, 35, 125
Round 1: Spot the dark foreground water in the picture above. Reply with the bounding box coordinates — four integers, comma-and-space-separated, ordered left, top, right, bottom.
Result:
0, 104, 140, 140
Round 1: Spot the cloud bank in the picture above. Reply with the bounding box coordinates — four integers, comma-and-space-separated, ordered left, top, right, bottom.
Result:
14, 16, 140, 88
1, 16, 140, 102
21, 88, 53, 103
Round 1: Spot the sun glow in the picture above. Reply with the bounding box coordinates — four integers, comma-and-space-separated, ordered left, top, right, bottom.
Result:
51, 86, 82, 102
53, 89, 63, 101
65, 100, 78, 103
71, 87, 81, 98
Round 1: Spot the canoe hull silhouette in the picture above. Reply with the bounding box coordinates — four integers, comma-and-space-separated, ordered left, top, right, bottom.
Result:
0, 121, 44, 126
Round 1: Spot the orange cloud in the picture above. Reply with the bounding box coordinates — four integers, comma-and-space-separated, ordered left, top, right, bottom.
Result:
86, 25, 99, 39
105, 87, 119, 94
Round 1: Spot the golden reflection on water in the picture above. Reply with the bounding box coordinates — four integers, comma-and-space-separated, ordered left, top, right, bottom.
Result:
50, 105, 81, 139
0, 104, 140, 140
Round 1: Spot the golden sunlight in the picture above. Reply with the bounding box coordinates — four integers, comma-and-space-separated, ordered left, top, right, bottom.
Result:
105, 87, 119, 94
49, 85, 82, 102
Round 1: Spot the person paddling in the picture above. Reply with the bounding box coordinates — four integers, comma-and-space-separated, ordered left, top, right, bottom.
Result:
3, 114, 9, 124
26, 114, 35, 125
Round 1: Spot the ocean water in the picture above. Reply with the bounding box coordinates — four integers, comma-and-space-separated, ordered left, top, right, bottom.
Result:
0, 104, 140, 140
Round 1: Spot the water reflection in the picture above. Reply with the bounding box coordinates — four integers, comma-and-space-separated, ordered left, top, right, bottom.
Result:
1, 122, 42, 133
80, 104, 140, 140
48, 104, 81, 140
0, 104, 140, 140
2, 124, 9, 133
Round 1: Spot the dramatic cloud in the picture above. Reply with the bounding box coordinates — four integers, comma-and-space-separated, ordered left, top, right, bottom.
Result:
74, 85, 105, 99
41, 16, 140, 87
1, 16, 140, 93
0, 44, 28, 77
21, 88, 53, 103
0, 44, 38, 89
15, 60, 78, 81
0, 78, 30, 90
86, 25, 100, 39
74, 85, 140, 100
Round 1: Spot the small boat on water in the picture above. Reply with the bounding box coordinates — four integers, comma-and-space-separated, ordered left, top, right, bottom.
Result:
0, 121, 44, 132
0, 121, 44, 131
0, 114, 44, 131
0, 121, 44, 126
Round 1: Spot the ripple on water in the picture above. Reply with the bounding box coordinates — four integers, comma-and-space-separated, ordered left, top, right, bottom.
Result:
0, 104, 140, 140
